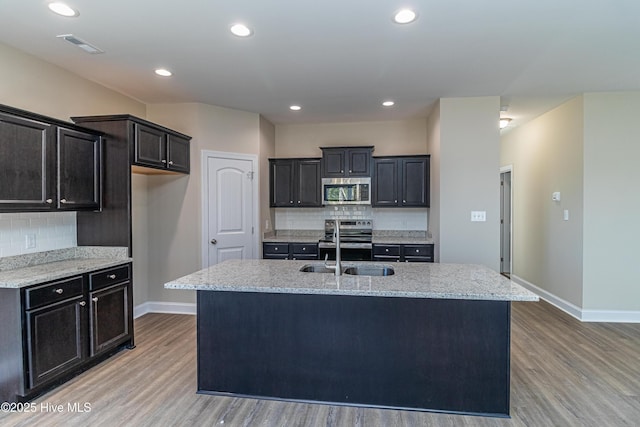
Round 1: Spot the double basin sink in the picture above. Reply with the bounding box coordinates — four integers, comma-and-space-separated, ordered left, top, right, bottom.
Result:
300, 263, 395, 277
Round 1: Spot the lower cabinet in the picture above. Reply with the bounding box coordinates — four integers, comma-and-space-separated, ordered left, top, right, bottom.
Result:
373, 244, 434, 262
0, 263, 133, 402
263, 242, 319, 260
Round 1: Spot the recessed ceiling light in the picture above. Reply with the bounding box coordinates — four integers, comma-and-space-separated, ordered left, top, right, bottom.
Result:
48, 2, 79, 17
382, 100, 395, 107
289, 105, 302, 111
230, 23, 253, 37
393, 9, 417, 24
155, 68, 173, 77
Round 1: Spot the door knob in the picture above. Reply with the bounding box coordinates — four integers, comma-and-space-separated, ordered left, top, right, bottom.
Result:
210, 239, 217, 244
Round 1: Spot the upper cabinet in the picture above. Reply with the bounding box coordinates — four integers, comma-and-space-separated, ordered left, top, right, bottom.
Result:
270, 158, 321, 207
0, 105, 101, 212
372, 156, 430, 207
321, 147, 373, 178
73, 115, 191, 175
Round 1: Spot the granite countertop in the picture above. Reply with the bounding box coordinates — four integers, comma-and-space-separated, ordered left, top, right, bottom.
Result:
165, 259, 538, 302
0, 247, 131, 289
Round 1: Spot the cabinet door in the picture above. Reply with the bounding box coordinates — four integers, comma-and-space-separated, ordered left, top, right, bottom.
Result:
372, 158, 399, 206
90, 283, 130, 357
321, 149, 346, 177
270, 160, 295, 207
401, 158, 429, 207
346, 148, 371, 176
57, 127, 101, 211
167, 133, 190, 173
26, 297, 86, 388
296, 159, 321, 207
0, 112, 56, 211
133, 123, 166, 169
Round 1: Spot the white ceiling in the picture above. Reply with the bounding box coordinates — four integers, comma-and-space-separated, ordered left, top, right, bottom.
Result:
1, 1, 639, 127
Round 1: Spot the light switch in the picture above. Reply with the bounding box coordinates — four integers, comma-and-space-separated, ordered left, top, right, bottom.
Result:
471, 211, 486, 222
25, 234, 36, 249
563, 210, 569, 221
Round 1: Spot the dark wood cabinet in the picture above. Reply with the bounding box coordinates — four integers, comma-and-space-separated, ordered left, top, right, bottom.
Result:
321, 147, 373, 178
372, 156, 429, 207
0, 105, 102, 212
25, 277, 86, 388
269, 158, 321, 207
373, 243, 434, 262
71, 115, 192, 255
133, 122, 190, 173
0, 263, 133, 402
263, 242, 319, 260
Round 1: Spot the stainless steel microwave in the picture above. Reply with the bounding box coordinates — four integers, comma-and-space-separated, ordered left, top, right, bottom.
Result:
321, 177, 371, 205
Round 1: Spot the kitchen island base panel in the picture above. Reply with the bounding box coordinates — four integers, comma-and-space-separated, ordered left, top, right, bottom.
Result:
197, 291, 511, 417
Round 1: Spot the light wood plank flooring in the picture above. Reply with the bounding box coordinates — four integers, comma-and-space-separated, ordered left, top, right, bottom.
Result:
1, 300, 639, 426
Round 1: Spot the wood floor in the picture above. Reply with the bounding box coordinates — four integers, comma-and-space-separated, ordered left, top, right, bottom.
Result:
1, 300, 639, 427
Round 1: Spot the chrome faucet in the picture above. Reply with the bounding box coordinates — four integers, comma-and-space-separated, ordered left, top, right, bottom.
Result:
324, 220, 342, 276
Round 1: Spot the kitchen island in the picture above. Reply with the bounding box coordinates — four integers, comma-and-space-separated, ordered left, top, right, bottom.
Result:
165, 259, 538, 417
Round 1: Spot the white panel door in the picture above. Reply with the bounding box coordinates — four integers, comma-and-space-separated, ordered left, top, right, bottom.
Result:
207, 156, 254, 266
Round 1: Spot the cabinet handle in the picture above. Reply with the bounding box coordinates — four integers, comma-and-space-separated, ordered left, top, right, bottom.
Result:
161, 159, 167, 164
60, 199, 67, 204
92, 297, 99, 302
108, 274, 117, 279
53, 288, 63, 294
46, 199, 53, 204
79, 301, 86, 307
168, 161, 174, 165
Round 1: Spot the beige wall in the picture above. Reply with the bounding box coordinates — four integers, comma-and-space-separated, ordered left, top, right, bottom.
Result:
259, 116, 276, 239
439, 97, 501, 270
501, 96, 585, 307
143, 103, 263, 304
582, 92, 640, 311
426, 102, 441, 261
131, 174, 149, 307
275, 119, 428, 158
0, 42, 145, 120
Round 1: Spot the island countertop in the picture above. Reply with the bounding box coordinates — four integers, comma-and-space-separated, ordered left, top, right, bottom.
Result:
164, 259, 538, 302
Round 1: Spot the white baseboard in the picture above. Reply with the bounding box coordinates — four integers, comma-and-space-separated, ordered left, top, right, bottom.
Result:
134, 301, 196, 319
512, 275, 640, 323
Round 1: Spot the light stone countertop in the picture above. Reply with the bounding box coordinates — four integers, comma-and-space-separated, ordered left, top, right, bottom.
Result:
0, 247, 131, 289
165, 259, 539, 302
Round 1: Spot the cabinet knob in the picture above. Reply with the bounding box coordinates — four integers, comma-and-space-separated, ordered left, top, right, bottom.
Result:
108, 274, 117, 279
210, 239, 217, 245
53, 288, 63, 294
416, 249, 420, 253
168, 161, 174, 165
341, 170, 344, 173
46, 199, 53, 204
92, 297, 99, 302
394, 200, 397, 203
302, 247, 306, 251
385, 249, 389, 252
290, 201, 293, 204
60, 199, 67, 204
349, 170, 352, 173
161, 159, 167, 164
298, 200, 301, 204
79, 301, 86, 307
274, 247, 278, 251
403, 200, 406, 203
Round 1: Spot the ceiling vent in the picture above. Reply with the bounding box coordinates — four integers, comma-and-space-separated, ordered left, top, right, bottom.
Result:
57, 34, 104, 54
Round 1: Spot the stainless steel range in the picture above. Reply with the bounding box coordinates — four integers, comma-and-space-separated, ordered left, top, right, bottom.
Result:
318, 219, 373, 261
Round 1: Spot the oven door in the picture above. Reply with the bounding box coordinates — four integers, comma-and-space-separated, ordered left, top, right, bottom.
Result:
319, 245, 373, 261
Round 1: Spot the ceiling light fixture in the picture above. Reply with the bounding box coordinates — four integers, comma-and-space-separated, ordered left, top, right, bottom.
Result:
230, 23, 253, 37
155, 68, 173, 77
57, 34, 104, 54
48, 2, 79, 17
382, 100, 395, 107
499, 118, 512, 129
393, 9, 417, 24
289, 105, 302, 111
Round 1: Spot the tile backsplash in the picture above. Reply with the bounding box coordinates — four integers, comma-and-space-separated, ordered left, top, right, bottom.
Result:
0, 212, 77, 257
274, 206, 428, 231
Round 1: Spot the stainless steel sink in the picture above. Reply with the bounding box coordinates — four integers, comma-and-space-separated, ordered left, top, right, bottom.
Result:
299, 264, 335, 273
344, 266, 395, 276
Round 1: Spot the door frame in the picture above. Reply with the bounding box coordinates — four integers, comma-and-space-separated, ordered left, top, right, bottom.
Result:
201, 150, 260, 269
499, 165, 513, 276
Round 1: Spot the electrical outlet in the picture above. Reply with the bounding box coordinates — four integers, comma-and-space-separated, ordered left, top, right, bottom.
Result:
25, 234, 36, 249
471, 211, 486, 222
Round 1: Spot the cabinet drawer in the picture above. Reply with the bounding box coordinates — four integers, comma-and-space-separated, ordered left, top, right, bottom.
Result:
404, 256, 433, 263
263, 243, 290, 255
25, 277, 84, 310
403, 245, 433, 258
373, 245, 401, 256
291, 243, 318, 256
373, 255, 400, 262
89, 265, 131, 291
